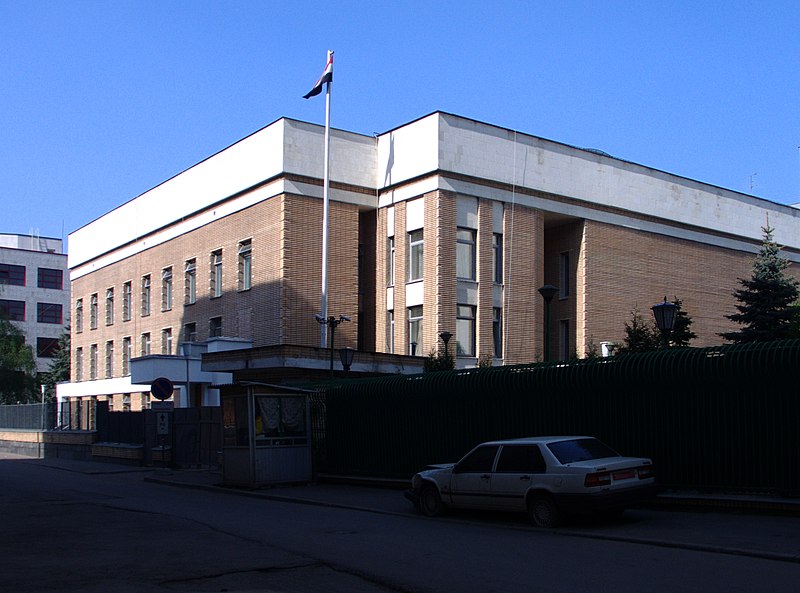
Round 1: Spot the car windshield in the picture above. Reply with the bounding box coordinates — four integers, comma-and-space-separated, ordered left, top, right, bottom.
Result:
546, 438, 619, 464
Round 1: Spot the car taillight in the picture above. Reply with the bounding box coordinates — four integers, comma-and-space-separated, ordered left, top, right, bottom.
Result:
637, 464, 654, 479
584, 471, 611, 487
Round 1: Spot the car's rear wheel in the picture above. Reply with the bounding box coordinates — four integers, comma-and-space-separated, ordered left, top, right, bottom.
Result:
419, 484, 444, 517
528, 494, 561, 528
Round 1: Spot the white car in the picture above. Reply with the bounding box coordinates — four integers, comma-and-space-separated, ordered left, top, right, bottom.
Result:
405, 436, 657, 527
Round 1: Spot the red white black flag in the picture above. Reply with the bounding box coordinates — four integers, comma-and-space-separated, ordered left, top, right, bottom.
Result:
303, 52, 334, 99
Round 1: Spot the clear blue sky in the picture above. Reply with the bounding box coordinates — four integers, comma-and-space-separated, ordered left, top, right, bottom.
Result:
2, 1, 800, 246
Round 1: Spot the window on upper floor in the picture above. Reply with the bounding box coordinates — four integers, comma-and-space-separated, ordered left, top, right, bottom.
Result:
0, 299, 25, 322
161, 328, 172, 355
36, 337, 60, 358
0, 264, 25, 286
493, 307, 503, 358
162, 267, 173, 311
493, 233, 503, 284
184, 322, 197, 343
408, 230, 423, 282
238, 240, 252, 291
141, 332, 151, 356
559, 251, 570, 299
210, 250, 223, 298
105, 341, 114, 379
456, 304, 476, 357
37, 268, 62, 290
185, 259, 197, 305
121, 337, 131, 376
387, 236, 395, 287
105, 288, 114, 325
89, 293, 98, 329
141, 275, 151, 316
75, 347, 83, 381
408, 305, 423, 355
38, 302, 62, 324
122, 281, 132, 321
89, 344, 98, 380
387, 310, 394, 354
209, 316, 223, 337
75, 299, 83, 333
456, 228, 476, 280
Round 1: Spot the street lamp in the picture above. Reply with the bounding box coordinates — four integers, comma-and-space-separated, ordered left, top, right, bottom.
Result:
651, 297, 678, 348
315, 314, 351, 378
538, 284, 558, 361
439, 331, 453, 367
410, 341, 418, 356
339, 347, 354, 376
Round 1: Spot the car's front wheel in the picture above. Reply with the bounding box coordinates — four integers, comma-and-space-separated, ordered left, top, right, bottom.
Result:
528, 493, 561, 528
419, 484, 445, 517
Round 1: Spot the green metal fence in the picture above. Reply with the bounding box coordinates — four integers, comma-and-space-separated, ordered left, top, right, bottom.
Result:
318, 340, 800, 494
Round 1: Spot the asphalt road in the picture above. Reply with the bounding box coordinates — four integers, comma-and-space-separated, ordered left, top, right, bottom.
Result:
2, 455, 799, 592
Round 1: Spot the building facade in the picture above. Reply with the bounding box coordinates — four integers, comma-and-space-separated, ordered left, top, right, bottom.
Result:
59, 112, 800, 410
1, 233, 69, 376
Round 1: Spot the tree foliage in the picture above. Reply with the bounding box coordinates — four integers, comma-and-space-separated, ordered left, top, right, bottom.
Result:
42, 328, 71, 401
0, 318, 37, 403
617, 306, 662, 353
670, 297, 697, 347
423, 345, 455, 372
720, 226, 800, 343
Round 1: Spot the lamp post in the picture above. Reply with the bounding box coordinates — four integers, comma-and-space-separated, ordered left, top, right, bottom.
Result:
339, 347, 354, 376
538, 284, 558, 361
651, 297, 678, 348
315, 314, 351, 378
439, 331, 453, 367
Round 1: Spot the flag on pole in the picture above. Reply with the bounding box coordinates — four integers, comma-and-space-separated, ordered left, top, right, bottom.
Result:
303, 52, 334, 99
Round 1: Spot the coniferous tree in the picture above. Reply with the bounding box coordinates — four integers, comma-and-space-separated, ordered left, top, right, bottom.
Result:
42, 328, 70, 401
669, 297, 696, 347
617, 307, 661, 353
720, 226, 800, 343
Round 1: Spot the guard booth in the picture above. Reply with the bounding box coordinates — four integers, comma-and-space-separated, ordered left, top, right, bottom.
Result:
220, 382, 314, 486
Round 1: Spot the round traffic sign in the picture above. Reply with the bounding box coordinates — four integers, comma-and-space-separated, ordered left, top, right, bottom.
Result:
150, 377, 174, 401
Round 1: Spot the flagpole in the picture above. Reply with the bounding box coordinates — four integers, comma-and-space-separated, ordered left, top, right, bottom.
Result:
320, 49, 333, 348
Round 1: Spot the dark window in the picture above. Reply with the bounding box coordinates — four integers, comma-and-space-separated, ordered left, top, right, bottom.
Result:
209, 316, 222, 337
0, 299, 25, 321
36, 337, 60, 358
184, 322, 197, 342
496, 445, 546, 473
37, 303, 63, 324
0, 264, 26, 286
547, 438, 619, 465
456, 445, 499, 473
37, 268, 63, 289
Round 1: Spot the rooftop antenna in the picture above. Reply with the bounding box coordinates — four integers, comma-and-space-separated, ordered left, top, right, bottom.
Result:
749, 173, 757, 192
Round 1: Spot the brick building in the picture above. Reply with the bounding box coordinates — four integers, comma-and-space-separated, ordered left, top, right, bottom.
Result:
57, 112, 800, 411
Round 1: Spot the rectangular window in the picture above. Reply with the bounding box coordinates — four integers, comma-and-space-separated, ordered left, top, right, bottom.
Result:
493, 307, 503, 358
387, 310, 394, 353
161, 267, 173, 311
209, 316, 222, 337
89, 344, 98, 380
387, 236, 395, 286
408, 305, 423, 355
122, 281, 132, 321
161, 328, 172, 354
185, 259, 196, 305
184, 322, 197, 342
89, 293, 98, 329
141, 332, 151, 356
0, 264, 25, 286
105, 341, 114, 378
493, 233, 503, 284
141, 275, 151, 316
105, 288, 114, 325
122, 337, 131, 376
456, 304, 476, 357
238, 240, 252, 291
37, 268, 63, 289
456, 228, 476, 280
210, 250, 222, 298
37, 303, 62, 324
75, 347, 83, 381
0, 299, 25, 321
36, 337, 60, 358
75, 299, 83, 333
559, 252, 570, 299
408, 230, 424, 282
559, 319, 570, 360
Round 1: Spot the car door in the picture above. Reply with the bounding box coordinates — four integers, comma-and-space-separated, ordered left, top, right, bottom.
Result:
490, 444, 547, 511
448, 445, 500, 510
